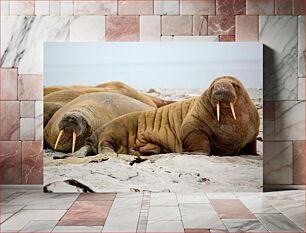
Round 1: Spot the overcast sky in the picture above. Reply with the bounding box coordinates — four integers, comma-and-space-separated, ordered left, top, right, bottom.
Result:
44, 42, 263, 89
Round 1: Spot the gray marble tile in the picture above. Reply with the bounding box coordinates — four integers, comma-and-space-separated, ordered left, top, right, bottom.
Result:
0, 209, 66, 232
298, 16, 305, 78
0, 190, 17, 201
154, 0, 179, 15
146, 221, 184, 233
268, 200, 305, 231
263, 190, 305, 201
102, 195, 142, 232
256, 213, 303, 232
260, 16, 298, 100
180, 205, 221, 229
35, 1, 50, 15
20, 220, 58, 232
238, 196, 279, 214
275, 101, 305, 140
70, 16, 105, 41
1, 16, 70, 74
176, 193, 210, 204
1, 0, 10, 15
263, 141, 293, 185
0, 204, 25, 223
150, 193, 178, 206
298, 78, 305, 100
52, 226, 103, 232
206, 192, 237, 199
6, 192, 79, 210
61, 1, 73, 16
148, 206, 181, 221
263, 120, 275, 141
223, 219, 269, 232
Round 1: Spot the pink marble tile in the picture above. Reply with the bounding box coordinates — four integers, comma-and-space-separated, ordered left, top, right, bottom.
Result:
21, 141, 43, 184
293, 0, 305, 15
264, 101, 275, 120
18, 75, 43, 101
275, 0, 293, 15
58, 201, 113, 226
236, 15, 258, 41
293, 140, 305, 184
180, 0, 215, 15
193, 16, 208, 36
0, 141, 22, 184
219, 35, 235, 42
74, 0, 117, 15
246, 0, 274, 15
20, 101, 35, 118
162, 16, 192, 36
216, 0, 246, 15
10, 0, 35, 15
0, 69, 18, 100
0, 101, 20, 141
208, 16, 235, 36
119, 0, 153, 15
210, 199, 256, 219
77, 193, 116, 201
106, 16, 140, 41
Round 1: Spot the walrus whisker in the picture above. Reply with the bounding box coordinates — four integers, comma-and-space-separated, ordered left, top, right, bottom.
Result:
54, 129, 64, 150
72, 131, 76, 153
230, 102, 236, 120
216, 102, 220, 121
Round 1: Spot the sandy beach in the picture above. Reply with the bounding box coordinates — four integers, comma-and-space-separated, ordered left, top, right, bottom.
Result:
44, 88, 263, 193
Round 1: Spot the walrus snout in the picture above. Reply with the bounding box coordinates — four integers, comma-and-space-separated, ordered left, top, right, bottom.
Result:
212, 82, 236, 103
59, 114, 85, 136
55, 113, 88, 153
211, 82, 237, 121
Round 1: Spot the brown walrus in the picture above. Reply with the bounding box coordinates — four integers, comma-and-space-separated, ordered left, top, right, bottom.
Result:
44, 92, 154, 153
44, 82, 176, 126
95, 81, 176, 108
73, 76, 260, 158
44, 85, 91, 96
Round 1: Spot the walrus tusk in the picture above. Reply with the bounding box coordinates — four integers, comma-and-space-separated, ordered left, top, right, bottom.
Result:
230, 102, 236, 120
216, 102, 220, 121
54, 129, 64, 150
72, 131, 76, 153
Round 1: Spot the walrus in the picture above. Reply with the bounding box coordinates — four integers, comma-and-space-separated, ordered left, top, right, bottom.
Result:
44, 85, 92, 96
44, 92, 155, 153
95, 81, 176, 107
73, 76, 260, 158
44, 82, 176, 126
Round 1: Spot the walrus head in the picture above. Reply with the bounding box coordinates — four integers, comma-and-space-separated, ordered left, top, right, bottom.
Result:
209, 76, 242, 121
55, 112, 91, 153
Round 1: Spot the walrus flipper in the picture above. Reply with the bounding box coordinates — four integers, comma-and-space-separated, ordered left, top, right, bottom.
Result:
239, 140, 257, 155
182, 129, 210, 155
138, 143, 162, 156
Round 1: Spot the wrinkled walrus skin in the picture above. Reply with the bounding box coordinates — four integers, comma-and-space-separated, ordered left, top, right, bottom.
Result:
44, 92, 154, 153
77, 76, 260, 157
44, 81, 176, 126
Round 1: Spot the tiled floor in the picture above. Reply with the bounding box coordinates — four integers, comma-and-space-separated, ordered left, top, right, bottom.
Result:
0, 189, 304, 232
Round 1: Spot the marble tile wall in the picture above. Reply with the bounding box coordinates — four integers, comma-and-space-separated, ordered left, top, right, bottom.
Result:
0, 0, 305, 186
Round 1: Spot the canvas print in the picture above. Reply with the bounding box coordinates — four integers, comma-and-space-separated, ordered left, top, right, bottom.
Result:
43, 42, 263, 192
